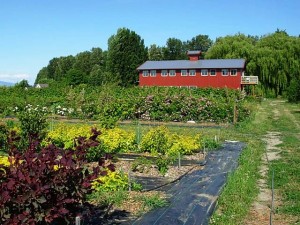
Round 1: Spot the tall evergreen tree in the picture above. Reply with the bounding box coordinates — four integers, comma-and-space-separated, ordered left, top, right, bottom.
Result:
107, 28, 148, 86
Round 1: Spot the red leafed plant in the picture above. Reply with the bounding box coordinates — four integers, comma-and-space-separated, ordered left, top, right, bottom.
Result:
0, 128, 114, 225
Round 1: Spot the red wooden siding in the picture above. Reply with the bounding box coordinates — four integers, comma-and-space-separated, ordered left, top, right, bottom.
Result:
139, 69, 243, 89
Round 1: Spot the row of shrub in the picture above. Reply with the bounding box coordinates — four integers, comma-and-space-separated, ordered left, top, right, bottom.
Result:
0, 85, 253, 124
44, 124, 201, 161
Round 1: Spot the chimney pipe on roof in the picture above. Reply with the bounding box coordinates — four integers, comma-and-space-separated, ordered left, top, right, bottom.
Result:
187, 50, 201, 61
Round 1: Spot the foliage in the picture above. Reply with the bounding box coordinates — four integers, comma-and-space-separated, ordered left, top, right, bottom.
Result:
14, 79, 30, 89
90, 169, 131, 209
45, 123, 93, 149
15, 104, 49, 150
0, 123, 9, 152
286, 74, 300, 102
107, 27, 148, 86
100, 128, 136, 153
46, 125, 136, 156
136, 193, 168, 212
140, 126, 170, 155
0, 155, 9, 167
92, 170, 129, 192
131, 157, 152, 173
155, 156, 172, 175
162, 38, 186, 60
201, 137, 221, 150
206, 31, 300, 97
0, 129, 112, 225
168, 134, 201, 156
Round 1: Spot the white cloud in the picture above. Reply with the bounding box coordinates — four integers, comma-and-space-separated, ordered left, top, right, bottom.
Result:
0, 73, 30, 83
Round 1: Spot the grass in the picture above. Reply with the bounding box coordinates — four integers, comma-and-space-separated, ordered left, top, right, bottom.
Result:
211, 99, 300, 224
210, 102, 268, 225
266, 101, 300, 219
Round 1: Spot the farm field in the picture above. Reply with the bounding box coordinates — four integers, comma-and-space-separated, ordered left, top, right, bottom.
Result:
1, 89, 299, 224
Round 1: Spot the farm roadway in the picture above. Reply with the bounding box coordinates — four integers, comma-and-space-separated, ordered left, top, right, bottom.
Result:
131, 141, 245, 225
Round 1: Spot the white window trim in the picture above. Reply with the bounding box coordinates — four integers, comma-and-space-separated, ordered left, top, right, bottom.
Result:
222, 69, 229, 76
142, 70, 149, 77
189, 69, 196, 76
210, 69, 216, 76
201, 69, 208, 76
150, 70, 156, 77
161, 70, 168, 77
230, 69, 237, 76
181, 69, 187, 76
169, 70, 176, 77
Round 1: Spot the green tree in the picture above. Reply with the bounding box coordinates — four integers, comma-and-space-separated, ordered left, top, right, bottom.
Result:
107, 28, 148, 87
55, 55, 75, 80
205, 33, 256, 60
162, 38, 186, 60
184, 34, 213, 58
14, 79, 30, 89
73, 51, 93, 76
247, 31, 300, 96
66, 68, 85, 86
35, 67, 49, 84
148, 44, 163, 60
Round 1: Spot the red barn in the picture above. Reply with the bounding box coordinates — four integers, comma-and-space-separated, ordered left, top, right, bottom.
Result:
137, 51, 258, 89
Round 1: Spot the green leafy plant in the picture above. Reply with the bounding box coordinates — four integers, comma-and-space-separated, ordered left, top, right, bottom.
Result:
0, 123, 8, 152
136, 193, 168, 212
0, 128, 111, 225
140, 126, 170, 155
131, 157, 152, 173
14, 104, 49, 150
156, 156, 172, 175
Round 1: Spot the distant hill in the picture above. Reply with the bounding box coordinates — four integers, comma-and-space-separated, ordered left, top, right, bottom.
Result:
0, 81, 14, 86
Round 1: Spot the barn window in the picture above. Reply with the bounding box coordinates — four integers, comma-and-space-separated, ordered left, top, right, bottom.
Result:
169, 70, 176, 76
142, 70, 149, 77
150, 70, 156, 77
210, 69, 216, 76
181, 70, 187, 76
189, 69, 196, 76
201, 69, 208, 76
222, 69, 229, 76
230, 69, 237, 76
161, 70, 168, 76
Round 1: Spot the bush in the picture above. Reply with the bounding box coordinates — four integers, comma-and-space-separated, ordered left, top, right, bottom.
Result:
0, 129, 112, 224
45, 124, 93, 149
287, 76, 300, 102
0, 123, 9, 152
14, 104, 49, 150
100, 128, 136, 153
168, 134, 201, 156
140, 126, 170, 155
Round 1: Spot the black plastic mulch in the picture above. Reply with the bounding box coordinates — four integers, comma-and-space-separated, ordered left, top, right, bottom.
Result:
131, 141, 246, 225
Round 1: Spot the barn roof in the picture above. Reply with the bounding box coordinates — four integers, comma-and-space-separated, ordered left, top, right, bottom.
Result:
137, 59, 246, 70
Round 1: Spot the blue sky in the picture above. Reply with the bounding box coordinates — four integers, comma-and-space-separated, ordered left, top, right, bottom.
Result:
1, 0, 299, 85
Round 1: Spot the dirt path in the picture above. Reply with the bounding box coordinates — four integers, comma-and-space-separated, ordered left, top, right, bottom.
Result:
244, 100, 296, 225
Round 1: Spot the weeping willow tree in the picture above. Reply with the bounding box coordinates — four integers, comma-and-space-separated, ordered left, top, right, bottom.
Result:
247, 31, 300, 96
206, 31, 300, 97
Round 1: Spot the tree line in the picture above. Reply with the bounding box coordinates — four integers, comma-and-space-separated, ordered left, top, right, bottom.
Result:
34, 28, 300, 101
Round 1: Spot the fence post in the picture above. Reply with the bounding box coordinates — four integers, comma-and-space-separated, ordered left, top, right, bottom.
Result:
270, 170, 274, 225
233, 102, 238, 124
75, 216, 81, 225
178, 152, 181, 169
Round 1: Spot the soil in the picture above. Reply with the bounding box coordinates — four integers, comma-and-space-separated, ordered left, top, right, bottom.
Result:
87, 151, 205, 223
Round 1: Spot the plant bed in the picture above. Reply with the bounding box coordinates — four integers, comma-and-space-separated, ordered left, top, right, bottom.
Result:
84, 151, 205, 224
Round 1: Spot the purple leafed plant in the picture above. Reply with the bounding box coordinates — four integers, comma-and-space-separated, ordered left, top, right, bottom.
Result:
0, 128, 114, 225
